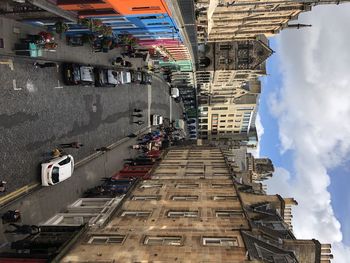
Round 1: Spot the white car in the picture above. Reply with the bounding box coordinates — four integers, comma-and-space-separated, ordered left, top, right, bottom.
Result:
41, 155, 74, 186
151, 114, 163, 126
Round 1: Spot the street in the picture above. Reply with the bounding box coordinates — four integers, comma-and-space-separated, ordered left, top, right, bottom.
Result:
0, 56, 183, 194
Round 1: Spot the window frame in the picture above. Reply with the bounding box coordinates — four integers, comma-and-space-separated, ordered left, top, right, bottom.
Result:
202, 237, 239, 247
144, 235, 183, 246
87, 235, 126, 245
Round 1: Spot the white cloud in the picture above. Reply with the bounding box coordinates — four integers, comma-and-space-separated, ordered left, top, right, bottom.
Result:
266, 4, 350, 263
248, 113, 264, 157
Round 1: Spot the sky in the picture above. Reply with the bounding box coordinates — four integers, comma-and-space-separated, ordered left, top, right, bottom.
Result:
257, 4, 350, 263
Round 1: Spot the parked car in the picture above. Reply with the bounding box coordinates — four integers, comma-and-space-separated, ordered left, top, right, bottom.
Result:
131, 70, 143, 84
151, 114, 163, 126
188, 125, 196, 130
94, 68, 120, 87
144, 73, 152, 84
41, 155, 74, 186
187, 119, 196, 124
119, 70, 132, 84
62, 63, 94, 85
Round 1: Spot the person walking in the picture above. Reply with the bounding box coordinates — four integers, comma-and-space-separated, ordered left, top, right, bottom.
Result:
33, 62, 58, 68
133, 120, 144, 125
132, 113, 143, 118
133, 108, 142, 112
0, 181, 7, 193
2, 210, 21, 223
5, 224, 40, 235
95, 147, 110, 152
59, 142, 84, 149
52, 148, 62, 158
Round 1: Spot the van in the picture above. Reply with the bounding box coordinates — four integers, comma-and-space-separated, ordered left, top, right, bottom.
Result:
171, 87, 180, 98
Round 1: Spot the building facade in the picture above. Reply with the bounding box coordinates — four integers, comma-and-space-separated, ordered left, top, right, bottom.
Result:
60, 147, 333, 263
196, 0, 350, 42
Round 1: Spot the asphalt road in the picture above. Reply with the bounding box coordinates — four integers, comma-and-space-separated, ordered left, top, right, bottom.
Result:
0, 56, 182, 194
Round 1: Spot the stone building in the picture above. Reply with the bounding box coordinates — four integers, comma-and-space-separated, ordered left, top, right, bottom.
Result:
196, 34, 272, 88
60, 147, 333, 263
196, 0, 350, 42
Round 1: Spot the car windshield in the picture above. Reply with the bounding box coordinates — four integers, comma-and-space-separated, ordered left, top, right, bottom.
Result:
58, 156, 71, 166
52, 167, 60, 184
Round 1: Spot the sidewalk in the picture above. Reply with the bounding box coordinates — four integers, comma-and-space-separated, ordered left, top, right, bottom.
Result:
0, 16, 145, 69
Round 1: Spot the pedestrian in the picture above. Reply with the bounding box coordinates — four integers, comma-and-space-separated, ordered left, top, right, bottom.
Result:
33, 62, 57, 68
133, 121, 144, 125
52, 148, 62, 158
2, 210, 21, 224
133, 108, 142, 112
127, 133, 137, 138
59, 142, 84, 149
95, 147, 110, 152
132, 113, 143, 118
0, 181, 7, 193
5, 224, 40, 235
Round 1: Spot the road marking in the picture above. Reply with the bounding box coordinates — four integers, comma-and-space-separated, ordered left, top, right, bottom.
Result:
54, 80, 63, 89
12, 79, 22, 90
0, 183, 39, 207
0, 59, 14, 70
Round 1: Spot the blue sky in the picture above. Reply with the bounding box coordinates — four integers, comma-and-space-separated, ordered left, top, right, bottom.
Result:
258, 6, 350, 261
260, 38, 350, 245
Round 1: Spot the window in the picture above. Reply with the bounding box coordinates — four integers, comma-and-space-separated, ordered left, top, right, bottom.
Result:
132, 6, 161, 11
131, 196, 160, 201
215, 210, 243, 218
228, 120, 234, 123
202, 237, 238, 247
121, 211, 151, 217
176, 183, 199, 188
58, 156, 71, 166
144, 236, 182, 246
220, 44, 232, 50
212, 196, 238, 201
167, 211, 199, 218
112, 24, 137, 29
220, 115, 227, 117
140, 183, 163, 188
219, 125, 225, 128
212, 183, 233, 188
171, 195, 199, 201
88, 235, 126, 244
147, 22, 170, 26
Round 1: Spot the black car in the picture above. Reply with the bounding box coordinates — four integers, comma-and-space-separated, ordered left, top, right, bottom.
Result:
131, 70, 143, 84
94, 68, 120, 87
187, 119, 196, 124
188, 125, 196, 130
63, 63, 94, 85
143, 73, 152, 84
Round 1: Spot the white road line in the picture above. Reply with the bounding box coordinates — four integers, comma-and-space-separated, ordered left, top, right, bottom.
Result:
54, 80, 63, 89
12, 79, 21, 90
